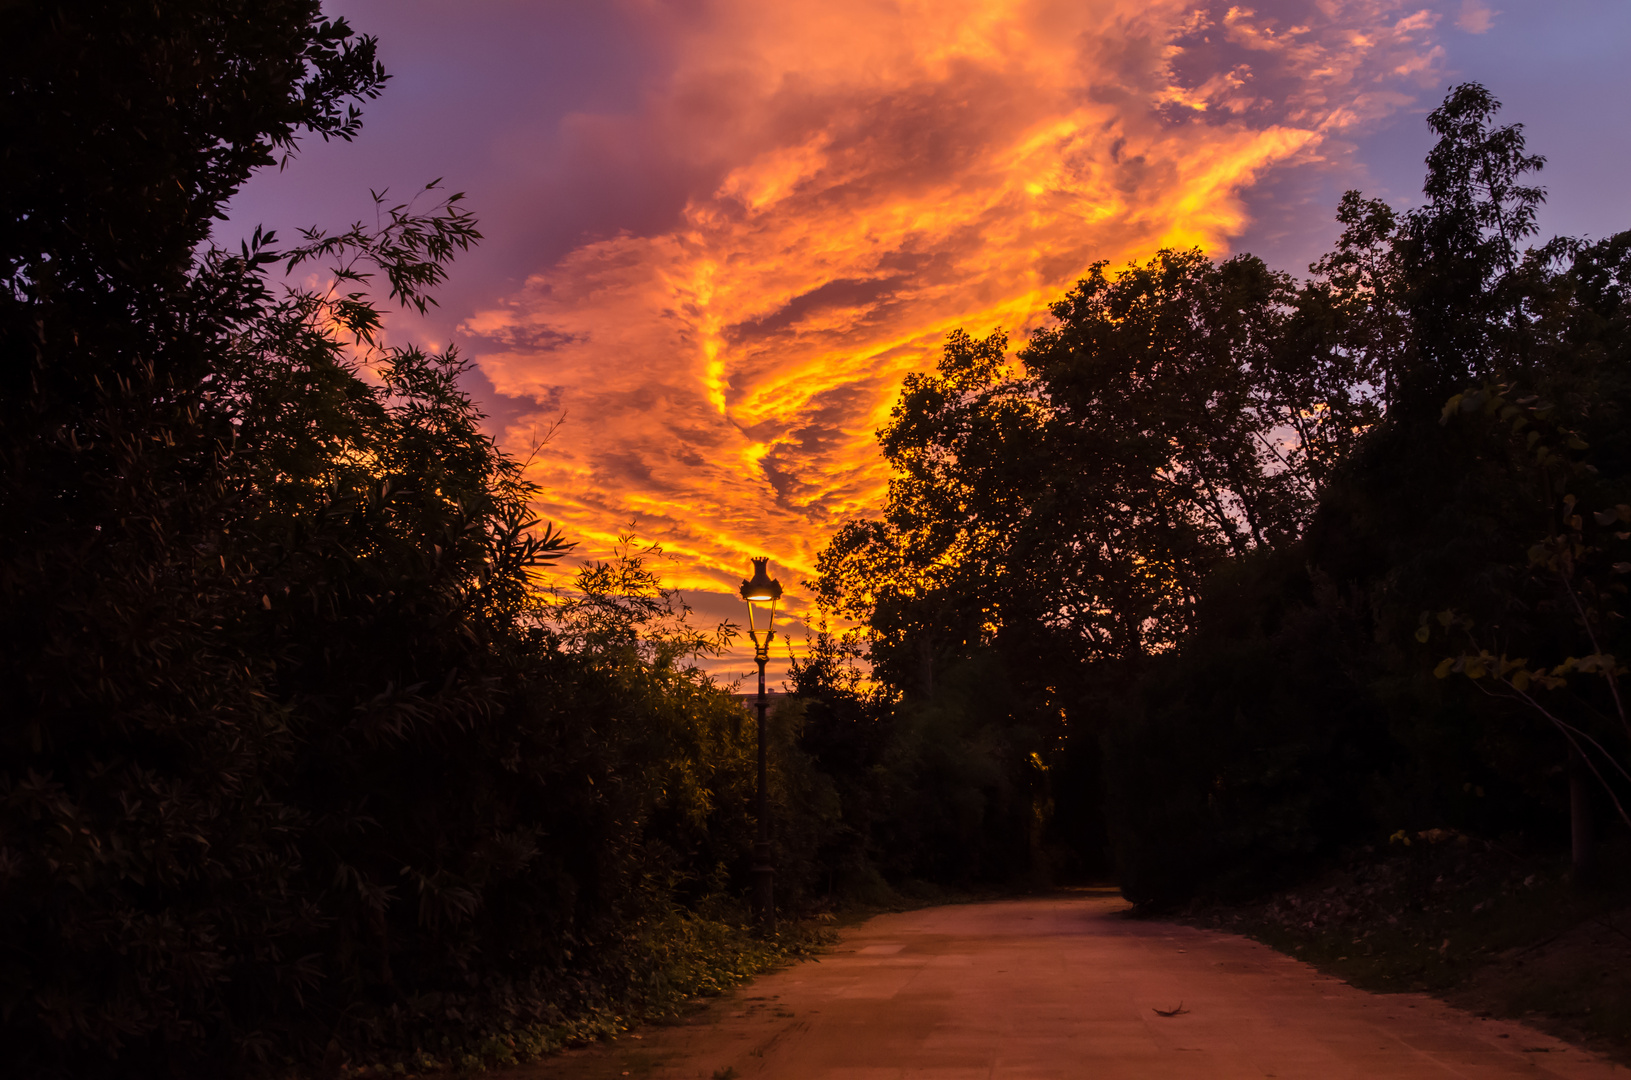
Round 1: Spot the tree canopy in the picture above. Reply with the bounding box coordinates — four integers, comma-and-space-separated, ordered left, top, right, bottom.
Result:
0, 7, 832, 1076
812, 82, 1631, 903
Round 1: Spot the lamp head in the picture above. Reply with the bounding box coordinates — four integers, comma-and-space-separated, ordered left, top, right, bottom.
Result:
740, 557, 783, 660
739, 557, 783, 603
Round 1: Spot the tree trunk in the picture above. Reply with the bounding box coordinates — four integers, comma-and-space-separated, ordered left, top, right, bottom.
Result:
919, 636, 935, 700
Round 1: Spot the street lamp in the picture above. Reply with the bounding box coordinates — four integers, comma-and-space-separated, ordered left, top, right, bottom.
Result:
740, 556, 782, 933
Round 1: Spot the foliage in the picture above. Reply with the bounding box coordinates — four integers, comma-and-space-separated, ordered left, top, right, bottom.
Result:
1110, 86, 1631, 902
1104, 548, 1396, 903
812, 83, 1631, 903
812, 330, 1040, 694
549, 533, 738, 667
337, 913, 830, 1077
814, 248, 1377, 686
782, 622, 1063, 889
0, 6, 843, 1077
1182, 834, 1631, 1060
810, 238, 1393, 891
1420, 233, 1631, 833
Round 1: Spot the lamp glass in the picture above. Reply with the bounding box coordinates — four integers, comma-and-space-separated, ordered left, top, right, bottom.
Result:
739, 557, 783, 649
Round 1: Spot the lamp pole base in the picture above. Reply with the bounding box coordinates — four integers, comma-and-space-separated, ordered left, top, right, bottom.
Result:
752, 842, 775, 935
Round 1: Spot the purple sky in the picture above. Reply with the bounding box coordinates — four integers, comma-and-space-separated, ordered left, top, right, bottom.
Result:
231, 2, 1631, 287
1237, 0, 1631, 270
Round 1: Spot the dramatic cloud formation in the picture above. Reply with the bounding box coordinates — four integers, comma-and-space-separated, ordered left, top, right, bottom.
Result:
461, 0, 1449, 673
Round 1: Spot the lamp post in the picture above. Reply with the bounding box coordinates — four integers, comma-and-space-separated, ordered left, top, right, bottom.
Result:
739, 556, 782, 934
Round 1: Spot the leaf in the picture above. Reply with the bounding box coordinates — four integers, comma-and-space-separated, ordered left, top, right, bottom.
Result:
1434, 657, 1455, 679
1439, 394, 1464, 424
1510, 669, 1531, 692
1414, 626, 1431, 643
1614, 563, 1631, 575
1595, 509, 1619, 526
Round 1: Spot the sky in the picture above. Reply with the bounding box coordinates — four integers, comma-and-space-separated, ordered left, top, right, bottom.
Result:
225, 0, 1631, 686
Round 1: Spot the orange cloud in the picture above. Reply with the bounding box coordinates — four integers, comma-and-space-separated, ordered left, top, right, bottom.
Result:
462, 0, 1445, 681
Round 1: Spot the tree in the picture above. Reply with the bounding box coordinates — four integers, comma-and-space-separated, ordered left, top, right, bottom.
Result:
1301, 82, 1553, 421
1017, 249, 1378, 657
813, 329, 1043, 694
815, 248, 1374, 690
810, 252, 1374, 882
1422, 229, 1631, 882
1107, 84, 1630, 902
1, 5, 395, 1071
814, 83, 1628, 902
1, 10, 855, 1071
0, 6, 730, 1074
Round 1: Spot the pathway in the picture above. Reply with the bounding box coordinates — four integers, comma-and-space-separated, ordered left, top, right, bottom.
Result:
517, 891, 1625, 1079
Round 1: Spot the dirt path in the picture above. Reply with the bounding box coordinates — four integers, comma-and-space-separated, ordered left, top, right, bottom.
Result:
511, 891, 1626, 1079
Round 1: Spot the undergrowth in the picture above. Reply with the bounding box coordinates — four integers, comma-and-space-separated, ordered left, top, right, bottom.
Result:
1175, 831, 1631, 1059
326, 913, 834, 1078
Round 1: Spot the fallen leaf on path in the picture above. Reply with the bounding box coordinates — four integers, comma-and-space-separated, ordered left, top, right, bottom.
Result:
1154, 1003, 1189, 1017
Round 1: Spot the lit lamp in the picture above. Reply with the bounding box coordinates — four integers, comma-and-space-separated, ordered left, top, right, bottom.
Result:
739, 556, 783, 933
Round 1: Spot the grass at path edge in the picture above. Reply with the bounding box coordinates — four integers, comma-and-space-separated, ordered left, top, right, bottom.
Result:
1160, 834, 1631, 1064
325, 880, 1008, 1079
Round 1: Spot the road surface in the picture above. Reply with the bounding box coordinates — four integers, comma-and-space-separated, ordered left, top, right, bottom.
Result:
521, 891, 1624, 1079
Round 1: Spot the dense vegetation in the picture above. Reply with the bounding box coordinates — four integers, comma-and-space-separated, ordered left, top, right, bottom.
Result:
0, 4, 838, 1077
4, 4, 1627, 1077
812, 82, 1631, 906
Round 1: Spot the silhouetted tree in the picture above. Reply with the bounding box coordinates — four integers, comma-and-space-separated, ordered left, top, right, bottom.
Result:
0, 6, 817, 1076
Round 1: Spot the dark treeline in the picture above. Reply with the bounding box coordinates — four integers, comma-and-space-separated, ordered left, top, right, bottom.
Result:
1, 4, 853, 1077
5, 4, 1630, 1077
811, 82, 1631, 906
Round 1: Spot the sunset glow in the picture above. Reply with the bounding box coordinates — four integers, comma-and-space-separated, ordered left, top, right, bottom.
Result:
458, 0, 1450, 676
